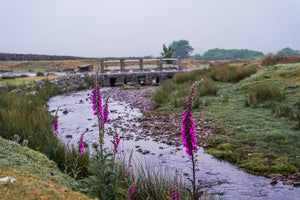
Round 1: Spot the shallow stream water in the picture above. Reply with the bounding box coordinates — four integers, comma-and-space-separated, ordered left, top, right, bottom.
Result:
47, 89, 300, 200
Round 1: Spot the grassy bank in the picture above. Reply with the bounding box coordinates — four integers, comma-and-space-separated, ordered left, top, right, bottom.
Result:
152, 58, 300, 176
0, 137, 91, 200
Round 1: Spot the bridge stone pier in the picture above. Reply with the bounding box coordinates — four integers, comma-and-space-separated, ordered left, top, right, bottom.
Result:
98, 70, 178, 86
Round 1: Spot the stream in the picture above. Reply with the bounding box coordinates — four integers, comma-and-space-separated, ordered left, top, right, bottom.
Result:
47, 89, 300, 200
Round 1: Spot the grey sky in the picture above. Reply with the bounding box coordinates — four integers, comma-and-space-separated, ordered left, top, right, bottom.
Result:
1, 0, 299, 57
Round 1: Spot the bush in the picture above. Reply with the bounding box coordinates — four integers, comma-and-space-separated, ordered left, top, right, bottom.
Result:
248, 83, 285, 106
211, 65, 257, 83
262, 55, 300, 66
197, 78, 218, 96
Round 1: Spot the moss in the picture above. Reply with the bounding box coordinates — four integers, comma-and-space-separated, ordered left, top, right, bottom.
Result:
205, 148, 225, 159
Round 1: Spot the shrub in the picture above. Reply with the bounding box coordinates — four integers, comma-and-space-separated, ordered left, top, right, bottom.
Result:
211, 65, 257, 83
262, 55, 300, 66
197, 78, 218, 96
248, 83, 285, 106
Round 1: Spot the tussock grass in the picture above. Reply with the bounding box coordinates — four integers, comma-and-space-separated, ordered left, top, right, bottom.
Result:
262, 55, 300, 66
0, 82, 89, 179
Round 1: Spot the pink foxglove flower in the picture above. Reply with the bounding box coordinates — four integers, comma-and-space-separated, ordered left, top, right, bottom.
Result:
53, 116, 58, 134
91, 86, 103, 118
110, 132, 120, 154
181, 80, 203, 157
129, 184, 135, 198
78, 133, 85, 154
53, 107, 59, 134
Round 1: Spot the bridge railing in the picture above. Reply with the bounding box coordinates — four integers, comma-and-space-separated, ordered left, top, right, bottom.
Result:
100, 57, 182, 73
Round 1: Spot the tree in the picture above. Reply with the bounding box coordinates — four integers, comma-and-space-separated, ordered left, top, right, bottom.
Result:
160, 44, 174, 59
160, 44, 175, 64
170, 40, 194, 58
193, 54, 202, 60
277, 47, 299, 55
201, 48, 264, 60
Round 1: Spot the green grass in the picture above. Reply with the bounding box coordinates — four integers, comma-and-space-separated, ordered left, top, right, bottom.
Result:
201, 82, 299, 175
0, 137, 91, 200
152, 62, 300, 176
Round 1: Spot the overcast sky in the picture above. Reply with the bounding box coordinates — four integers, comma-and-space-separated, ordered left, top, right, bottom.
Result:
1, 0, 299, 57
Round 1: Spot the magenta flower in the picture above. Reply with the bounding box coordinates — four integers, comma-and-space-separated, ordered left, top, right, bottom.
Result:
91, 86, 103, 118
126, 164, 133, 174
78, 134, 85, 154
53, 107, 59, 134
103, 102, 109, 124
53, 116, 58, 134
129, 184, 135, 198
171, 186, 181, 200
110, 132, 120, 154
181, 80, 203, 157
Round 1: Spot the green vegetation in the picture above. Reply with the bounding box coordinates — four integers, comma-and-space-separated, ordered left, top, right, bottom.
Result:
193, 53, 202, 60
201, 48, 264, 60
161, 44, 175, 63
277, 47, 299, 55
0, 137, 91, 200
170, 40, 194, 58
152, 60, 300, 176
262, 54, 300, 66
0, 81, 90, 179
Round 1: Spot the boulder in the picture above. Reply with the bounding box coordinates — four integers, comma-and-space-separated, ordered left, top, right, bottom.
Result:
36, 72, 45, 76
1, 73, 16, 79
63, 67, 75, 72
78, 64, 93, 72
9, 89, 24, 95
46, 67, 60, 72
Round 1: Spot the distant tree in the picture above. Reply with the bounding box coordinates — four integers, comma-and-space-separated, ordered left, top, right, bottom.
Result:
266, 52, 275, 56
277, 47, 299, 55
160, 44, 174, 59
170, 40, 194, 58
201, 48, 264, 60
193, 54, 202, 60
160, 44, 175, 64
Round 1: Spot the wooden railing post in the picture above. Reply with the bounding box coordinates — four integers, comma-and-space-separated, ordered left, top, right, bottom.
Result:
139, 58, 143, 71
159, 57, 163, 71
100, 59, 104, 73
177, 56, 182, 70
105, 58, 108, 69
120, 58, 125, 72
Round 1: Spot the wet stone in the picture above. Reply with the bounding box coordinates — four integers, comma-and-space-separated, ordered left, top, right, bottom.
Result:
142, 150, 150, 154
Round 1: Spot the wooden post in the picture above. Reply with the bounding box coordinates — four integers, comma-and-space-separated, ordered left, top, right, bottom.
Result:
159, 58, 163, 71
177, 56, 182, 70
120, 58, 125, 72
105, 58, 108, 69
139, 58, 143, 71
100, 59, 104, 73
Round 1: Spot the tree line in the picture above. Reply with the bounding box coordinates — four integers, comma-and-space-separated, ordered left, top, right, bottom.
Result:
161, 40, 299, 60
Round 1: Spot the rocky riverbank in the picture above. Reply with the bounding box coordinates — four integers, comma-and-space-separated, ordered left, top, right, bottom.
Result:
103, 86, 216, 147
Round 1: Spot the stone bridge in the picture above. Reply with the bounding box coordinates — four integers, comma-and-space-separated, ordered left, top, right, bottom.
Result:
98, 57, 182, 86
